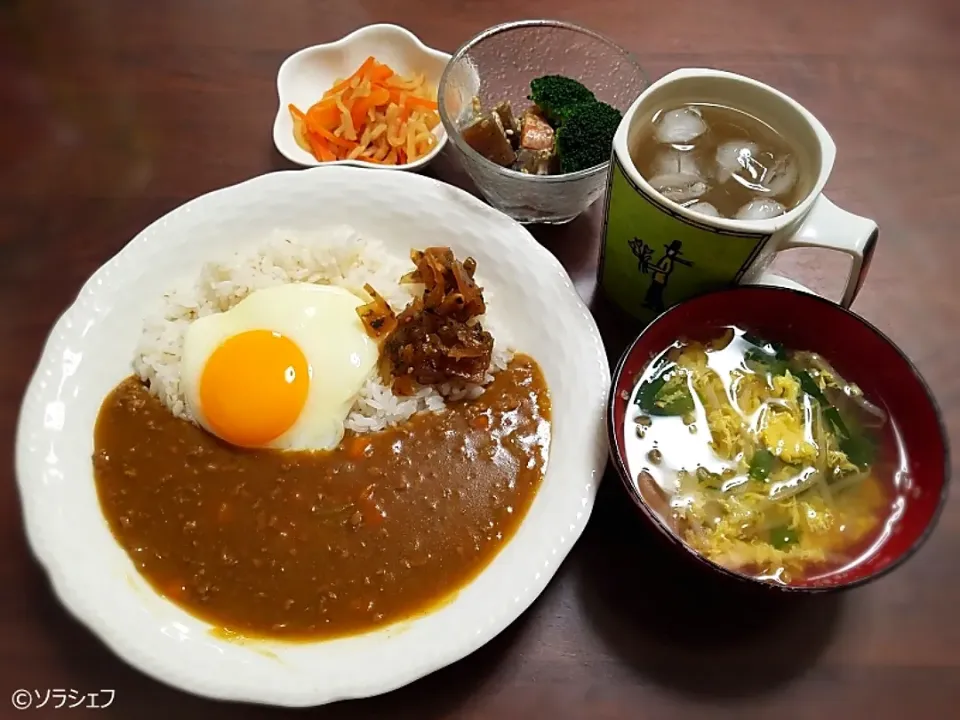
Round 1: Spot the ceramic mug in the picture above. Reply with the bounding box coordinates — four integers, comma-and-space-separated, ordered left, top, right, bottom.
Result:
599, 68, 878, 321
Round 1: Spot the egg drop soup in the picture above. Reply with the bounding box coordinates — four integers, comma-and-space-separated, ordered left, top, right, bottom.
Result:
624, 327, 907, 586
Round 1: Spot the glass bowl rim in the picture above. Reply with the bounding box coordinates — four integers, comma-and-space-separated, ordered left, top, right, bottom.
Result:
437, 19, 649, 184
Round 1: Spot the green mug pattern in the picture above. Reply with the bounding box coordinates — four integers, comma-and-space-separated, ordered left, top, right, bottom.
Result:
599, 155, 774, 321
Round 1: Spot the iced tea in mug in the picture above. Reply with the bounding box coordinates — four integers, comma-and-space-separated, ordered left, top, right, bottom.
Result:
599, 69, 878, 321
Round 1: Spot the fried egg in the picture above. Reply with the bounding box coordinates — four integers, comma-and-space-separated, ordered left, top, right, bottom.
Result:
180, 283, 377, 451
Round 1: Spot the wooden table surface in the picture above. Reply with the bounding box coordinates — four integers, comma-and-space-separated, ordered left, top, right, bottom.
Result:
2, 0, 958, 718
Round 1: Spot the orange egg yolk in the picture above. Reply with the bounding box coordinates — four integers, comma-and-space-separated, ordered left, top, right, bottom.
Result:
199, 330, 309, 447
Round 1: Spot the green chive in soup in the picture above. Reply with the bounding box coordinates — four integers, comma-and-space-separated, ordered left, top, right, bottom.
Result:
624, 327, 907, 586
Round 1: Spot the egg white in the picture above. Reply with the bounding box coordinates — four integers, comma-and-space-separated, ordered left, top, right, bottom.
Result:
180, 283, 378, 451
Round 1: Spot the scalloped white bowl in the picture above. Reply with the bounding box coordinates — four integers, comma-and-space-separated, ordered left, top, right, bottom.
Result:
15, 167, 609, 706
273, 24, 450, 170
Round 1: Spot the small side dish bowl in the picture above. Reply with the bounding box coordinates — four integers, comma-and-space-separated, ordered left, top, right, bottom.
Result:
273, 24, 450, 170
608, 286, 949, 593
438, 20, 647, 224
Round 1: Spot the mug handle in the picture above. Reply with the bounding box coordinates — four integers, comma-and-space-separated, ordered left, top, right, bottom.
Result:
779, 194, 878, 308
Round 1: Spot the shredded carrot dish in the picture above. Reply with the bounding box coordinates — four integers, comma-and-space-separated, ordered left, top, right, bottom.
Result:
289, 56, 440, 166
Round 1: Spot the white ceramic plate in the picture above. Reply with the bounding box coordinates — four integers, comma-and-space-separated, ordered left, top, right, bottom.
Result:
15, 167, 610, 707
273, 24, 450, 170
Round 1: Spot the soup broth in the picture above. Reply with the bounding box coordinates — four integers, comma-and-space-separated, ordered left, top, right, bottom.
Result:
631, 103, 807, 220
623, 327, 905, 585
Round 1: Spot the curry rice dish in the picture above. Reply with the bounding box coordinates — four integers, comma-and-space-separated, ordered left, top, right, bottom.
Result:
92, 229, 551, 640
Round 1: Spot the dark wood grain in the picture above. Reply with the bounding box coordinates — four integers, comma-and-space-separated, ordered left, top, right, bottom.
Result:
2, 1, 959, 718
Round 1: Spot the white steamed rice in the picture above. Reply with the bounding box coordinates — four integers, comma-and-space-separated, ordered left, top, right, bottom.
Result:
133, 225, 512, 435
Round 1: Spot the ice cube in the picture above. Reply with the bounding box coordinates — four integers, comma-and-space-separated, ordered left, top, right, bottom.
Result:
761, 155, 798, 198
648, 172, 709, 203
650, 148, 702, 178
654, 108, 707, 145
735, 198, 786, 220
686, 201, 721, 218
716, 140, 761, 184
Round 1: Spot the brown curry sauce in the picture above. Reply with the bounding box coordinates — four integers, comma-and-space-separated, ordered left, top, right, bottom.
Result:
93, 355, 549, 641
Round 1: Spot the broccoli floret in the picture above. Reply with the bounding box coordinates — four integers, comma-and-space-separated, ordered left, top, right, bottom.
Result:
528, 75, 596, 125
555, 101, 622, 173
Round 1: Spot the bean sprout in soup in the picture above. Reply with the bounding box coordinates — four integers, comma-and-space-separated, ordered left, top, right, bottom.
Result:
623, 326, 907, 586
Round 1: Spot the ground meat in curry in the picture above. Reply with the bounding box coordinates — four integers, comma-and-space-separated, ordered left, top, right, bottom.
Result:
93, 355, 550, 641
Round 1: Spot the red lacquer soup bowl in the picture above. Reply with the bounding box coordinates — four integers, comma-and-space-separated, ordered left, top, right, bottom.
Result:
608, 286, 950, 592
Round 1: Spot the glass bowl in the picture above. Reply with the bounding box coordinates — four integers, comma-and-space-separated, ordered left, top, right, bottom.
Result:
438, 20, 648, 225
